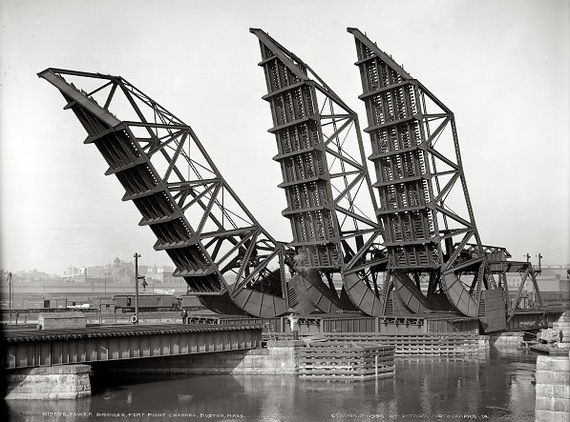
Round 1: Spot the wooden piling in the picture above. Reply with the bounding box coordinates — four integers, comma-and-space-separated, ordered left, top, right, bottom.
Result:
298, 342, 395, 381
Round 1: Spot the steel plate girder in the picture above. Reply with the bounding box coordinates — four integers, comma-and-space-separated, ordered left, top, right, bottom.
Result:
5, 326, 261, 369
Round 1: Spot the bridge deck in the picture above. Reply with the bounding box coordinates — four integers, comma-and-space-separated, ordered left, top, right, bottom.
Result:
3, 323, 259, 342
3, 323, 262, 370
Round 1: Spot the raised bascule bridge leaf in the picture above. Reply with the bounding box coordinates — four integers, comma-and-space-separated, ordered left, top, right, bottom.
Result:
251, 28, 390, 316
347, 28, 543, 327
38, 68, 296, 318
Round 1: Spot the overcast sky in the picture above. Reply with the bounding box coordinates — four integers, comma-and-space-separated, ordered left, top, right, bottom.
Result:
1, 0, 568, 274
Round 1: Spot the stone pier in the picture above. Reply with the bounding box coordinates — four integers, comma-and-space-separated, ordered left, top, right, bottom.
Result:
490, 331, 524, 349
534, 355, 570, 422
5, 364, 91, 400
534, 311, 570, 421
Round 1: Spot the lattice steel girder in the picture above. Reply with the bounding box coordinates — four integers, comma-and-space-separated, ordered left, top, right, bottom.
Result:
38, 68, 294, 317
347, 28, 500, 317
251, 28, 389, 316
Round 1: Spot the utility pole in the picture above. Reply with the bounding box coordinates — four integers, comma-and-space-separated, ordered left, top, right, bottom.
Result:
134, 253, 141, 324
8, 272, 13, 324
525, 253, 531, 263
133, 253, 146, 324
88, 267, 93, 301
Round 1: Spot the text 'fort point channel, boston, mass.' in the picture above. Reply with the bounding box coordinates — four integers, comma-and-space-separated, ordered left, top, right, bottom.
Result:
1, 4, 569, 422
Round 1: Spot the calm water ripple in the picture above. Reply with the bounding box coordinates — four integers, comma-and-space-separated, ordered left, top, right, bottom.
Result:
7, 350, 538, 422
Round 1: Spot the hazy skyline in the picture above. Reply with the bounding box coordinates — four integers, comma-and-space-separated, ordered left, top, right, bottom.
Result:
1, 0, 569, 274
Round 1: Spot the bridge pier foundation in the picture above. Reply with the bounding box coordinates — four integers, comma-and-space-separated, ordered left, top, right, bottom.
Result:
489, 332, 524, 349
5, 364, 91, 400
534, 355, 570, 421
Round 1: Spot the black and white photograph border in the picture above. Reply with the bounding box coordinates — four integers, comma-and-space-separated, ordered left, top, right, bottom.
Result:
1, 1, 569, 422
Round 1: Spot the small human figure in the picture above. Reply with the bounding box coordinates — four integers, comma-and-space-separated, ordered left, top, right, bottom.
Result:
288, 312, 299, 340
181, 309, 188, 324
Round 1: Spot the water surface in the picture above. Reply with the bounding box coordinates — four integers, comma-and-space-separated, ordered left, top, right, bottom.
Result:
7, 350, 537, 422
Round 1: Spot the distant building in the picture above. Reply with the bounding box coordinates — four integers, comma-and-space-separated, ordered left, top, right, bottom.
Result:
82, 258, 181, 286
85, 258, 134, 283
9, 269, 59, 282
61, 265, 86, 280
560, 278, 569, 300
144, 264, 175, 282
532, 267, 569, 304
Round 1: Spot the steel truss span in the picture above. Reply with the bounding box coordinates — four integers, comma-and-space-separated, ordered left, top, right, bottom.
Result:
38, 68, 294, 318
251, 28, 391, 316
347, 28, 543, 323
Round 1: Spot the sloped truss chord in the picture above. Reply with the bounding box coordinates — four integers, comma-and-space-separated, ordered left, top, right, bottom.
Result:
481, 245, 544, 320
38, 68, 293, 317
348, 28, 502, 317
251, 28, 389, 316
